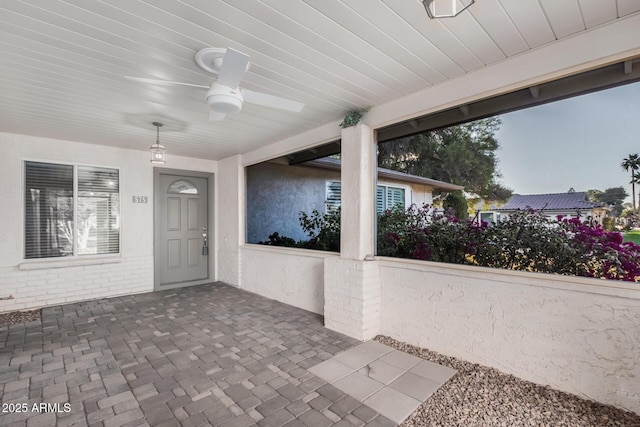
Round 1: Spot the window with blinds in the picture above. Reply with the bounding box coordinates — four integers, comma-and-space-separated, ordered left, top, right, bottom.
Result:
377, 185, 405, 214
325, 181, 342, 213
326, 181, 405, 214
25, 161, 120, 259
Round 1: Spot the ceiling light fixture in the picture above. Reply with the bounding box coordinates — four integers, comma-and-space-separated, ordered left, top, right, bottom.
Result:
150, 121, 166, 165
423, 0, 474, 18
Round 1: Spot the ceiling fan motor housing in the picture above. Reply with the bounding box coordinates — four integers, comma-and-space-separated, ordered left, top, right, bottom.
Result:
206, 84, 243, 114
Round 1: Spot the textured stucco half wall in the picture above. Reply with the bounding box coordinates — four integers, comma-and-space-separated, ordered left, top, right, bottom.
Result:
377, 258, 640, 414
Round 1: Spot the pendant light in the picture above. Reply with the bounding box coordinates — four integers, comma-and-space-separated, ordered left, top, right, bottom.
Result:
423, 0, 474, 18
150, 121, 166, 164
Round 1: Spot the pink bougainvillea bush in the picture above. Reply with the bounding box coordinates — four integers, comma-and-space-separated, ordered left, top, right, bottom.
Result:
378, 205, 640, 282
261, 204, 640, 282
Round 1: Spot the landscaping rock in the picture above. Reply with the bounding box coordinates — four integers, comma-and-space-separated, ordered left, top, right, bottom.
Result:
375, 335, 640, 427
0, 309, 41, 328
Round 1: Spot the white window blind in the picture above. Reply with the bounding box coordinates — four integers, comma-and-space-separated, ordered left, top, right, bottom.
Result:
25, 162, 120, 259
77, 166, 120, 255
25, 162, 74, 258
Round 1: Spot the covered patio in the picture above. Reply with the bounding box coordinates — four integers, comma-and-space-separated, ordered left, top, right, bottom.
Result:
1, 283, 395, 426
2, 283, 639, 427
1, 1, 640, 425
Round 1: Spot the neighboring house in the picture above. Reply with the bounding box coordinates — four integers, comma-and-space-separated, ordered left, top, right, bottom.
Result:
477, 191, 607, 224
246, 157, 463, 243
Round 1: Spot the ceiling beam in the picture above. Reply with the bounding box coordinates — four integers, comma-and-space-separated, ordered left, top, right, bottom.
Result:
286, 140, 341, 165
377, 58, 640, 143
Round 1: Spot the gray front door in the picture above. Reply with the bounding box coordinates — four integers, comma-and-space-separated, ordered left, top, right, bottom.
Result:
157, 173, 208, 288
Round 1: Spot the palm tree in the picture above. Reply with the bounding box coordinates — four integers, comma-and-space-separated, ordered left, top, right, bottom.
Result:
621, 154, 640, 214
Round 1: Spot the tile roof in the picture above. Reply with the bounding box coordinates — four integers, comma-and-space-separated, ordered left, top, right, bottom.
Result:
495, 191, 603, 211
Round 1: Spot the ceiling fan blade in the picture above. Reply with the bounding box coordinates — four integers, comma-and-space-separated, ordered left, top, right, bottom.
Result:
209, 111, 226, 121
216, 48, 250, 88
242, 89, 305, 112
124, 76, 209, 89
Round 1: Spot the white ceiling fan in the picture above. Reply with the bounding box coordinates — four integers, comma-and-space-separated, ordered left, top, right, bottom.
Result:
125, 47, 305, 121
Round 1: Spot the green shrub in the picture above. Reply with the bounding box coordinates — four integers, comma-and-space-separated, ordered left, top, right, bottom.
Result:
258, 232, 297, 247
602, 217, 615, 231
298, 209, 341, 251
258, 208, 340, 252
443, 191, 468, 220
260, 203, 640, 282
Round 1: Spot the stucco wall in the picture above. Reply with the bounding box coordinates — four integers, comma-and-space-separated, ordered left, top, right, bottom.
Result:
409, 183, 434, 207
246, 161, 340, 243
377, 257, 640, 414
246, 162, 434, 244
0, 132, 216, 312
241, 244, 334, 314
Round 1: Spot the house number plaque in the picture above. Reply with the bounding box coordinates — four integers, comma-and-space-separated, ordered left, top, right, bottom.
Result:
132, 196, 148, 203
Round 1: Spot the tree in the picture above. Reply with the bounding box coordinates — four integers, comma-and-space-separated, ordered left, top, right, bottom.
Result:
443, 191, 468, 220
378, 118, 512, 201
588, 186, 628, 216
621, 154, 640, 213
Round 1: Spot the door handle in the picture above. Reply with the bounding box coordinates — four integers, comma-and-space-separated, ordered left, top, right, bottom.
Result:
202, 226, 208, 255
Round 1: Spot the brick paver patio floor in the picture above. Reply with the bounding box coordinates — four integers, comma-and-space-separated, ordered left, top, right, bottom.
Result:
0, 283, 396, 427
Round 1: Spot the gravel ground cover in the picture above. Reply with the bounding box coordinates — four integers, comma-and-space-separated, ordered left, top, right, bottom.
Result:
0, 309, 41, 328
375, 336, 640, 427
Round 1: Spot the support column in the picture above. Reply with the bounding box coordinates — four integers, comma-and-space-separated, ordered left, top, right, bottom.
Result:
216, 155, 244, 287
339, 124, 376, 259
324, 124, 381, 340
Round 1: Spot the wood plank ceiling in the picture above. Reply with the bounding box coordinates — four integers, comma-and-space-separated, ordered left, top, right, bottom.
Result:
0, 0, 638, 160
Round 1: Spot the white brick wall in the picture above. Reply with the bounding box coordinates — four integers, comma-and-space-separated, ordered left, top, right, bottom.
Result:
377, 257, 640, 415
0, 255, 154, 312
324, 257, 381, 340
241, 245, 333, 314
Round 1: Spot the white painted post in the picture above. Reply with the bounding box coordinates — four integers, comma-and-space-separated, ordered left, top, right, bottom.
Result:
340, 124, 376, 259
324, 124, 381, 340
216, 155, 244, 287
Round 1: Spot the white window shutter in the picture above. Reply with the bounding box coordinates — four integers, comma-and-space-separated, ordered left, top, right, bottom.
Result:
376, 186, 385, 213
387, 187, 405, 209
326, 181, 341, 213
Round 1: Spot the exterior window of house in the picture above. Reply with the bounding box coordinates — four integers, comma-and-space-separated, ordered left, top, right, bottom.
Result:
168, 179, 198, 194
25, 161, 120, 259
325, 181, 405, 214
376, 185, 405, 214
325, 181, 342, 213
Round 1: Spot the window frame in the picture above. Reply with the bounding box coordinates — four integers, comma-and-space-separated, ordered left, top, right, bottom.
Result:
22, 159, 122, 261
325, 180, 410, 214
376, 182, 410, 214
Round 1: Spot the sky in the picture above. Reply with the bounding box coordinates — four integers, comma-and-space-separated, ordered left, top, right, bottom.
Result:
494, 80, 640, 203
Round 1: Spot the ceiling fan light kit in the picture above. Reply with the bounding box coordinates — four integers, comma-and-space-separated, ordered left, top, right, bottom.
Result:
206, 84, 243, 114
126, 47, 304, 121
